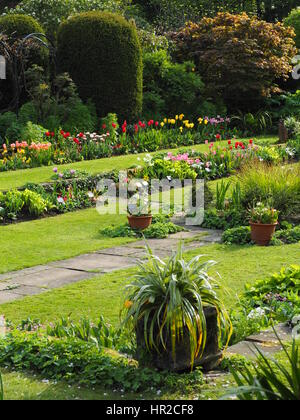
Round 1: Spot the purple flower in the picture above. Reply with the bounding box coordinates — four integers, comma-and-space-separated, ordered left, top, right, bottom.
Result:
53, 167, 58, 173
70, 169, 76, 175
59, 173, 63, 178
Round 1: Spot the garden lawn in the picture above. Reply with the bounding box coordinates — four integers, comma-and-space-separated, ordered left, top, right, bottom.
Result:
1, 241, 299, 325
0, 208, 136, 274
0, 136, 277, 191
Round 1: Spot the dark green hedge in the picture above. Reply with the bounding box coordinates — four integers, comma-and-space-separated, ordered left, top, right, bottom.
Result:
57, 11, 143, 121
0, 14, 48, 109
0, 13, 45, 38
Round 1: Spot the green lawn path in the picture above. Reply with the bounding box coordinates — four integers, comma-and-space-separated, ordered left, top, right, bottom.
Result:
1, 241, 299, 325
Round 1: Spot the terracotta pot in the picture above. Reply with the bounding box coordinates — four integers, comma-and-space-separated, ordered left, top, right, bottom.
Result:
136, 306, 222, 372
128, 214, 152, 230
250, 222, 278, 246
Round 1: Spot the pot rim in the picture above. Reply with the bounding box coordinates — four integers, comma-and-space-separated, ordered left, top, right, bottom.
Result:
128, 214, 152, 219
249, 221, 278, 227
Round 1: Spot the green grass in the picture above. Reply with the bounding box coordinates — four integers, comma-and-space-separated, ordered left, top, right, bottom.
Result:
0, 208, 136, 274
1, 242, 299, 325
0, 136, 277, 191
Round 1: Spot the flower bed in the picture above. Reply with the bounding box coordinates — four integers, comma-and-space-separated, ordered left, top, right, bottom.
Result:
0, 115, 240, 172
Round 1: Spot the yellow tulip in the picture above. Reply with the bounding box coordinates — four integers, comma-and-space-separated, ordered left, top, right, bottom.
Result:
161, 122, 165, 127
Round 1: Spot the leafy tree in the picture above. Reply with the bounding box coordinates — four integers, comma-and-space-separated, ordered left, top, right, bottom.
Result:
172, 12, 297, 112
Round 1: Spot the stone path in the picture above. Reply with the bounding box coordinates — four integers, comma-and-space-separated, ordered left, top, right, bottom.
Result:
0, 228, 222, 304
226, 323, 293, 359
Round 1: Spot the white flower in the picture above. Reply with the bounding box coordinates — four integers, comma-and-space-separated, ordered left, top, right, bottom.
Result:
248, 307, 266, 320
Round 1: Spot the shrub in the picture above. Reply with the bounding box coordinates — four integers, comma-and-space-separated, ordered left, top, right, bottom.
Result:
57, 11, 143, 121
202, 209, 246, 230
0, 112, 18, 144
0, 13, 45, 38
284, 7, 300, 49
143, 50, 206, 120
271, 225, 300, 245
0, 13, 47, 65
172, 12, 297, 112
222, 226, 251, 245
242, 265, 300, 322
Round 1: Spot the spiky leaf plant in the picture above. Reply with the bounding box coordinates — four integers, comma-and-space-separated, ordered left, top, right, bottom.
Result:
122, 244, 232, 366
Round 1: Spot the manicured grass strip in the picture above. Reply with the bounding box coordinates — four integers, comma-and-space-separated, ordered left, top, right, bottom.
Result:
0, 136, 277, 191
1, 242, 298, 325
0, 208, 136, 274
0, 369, 131, 400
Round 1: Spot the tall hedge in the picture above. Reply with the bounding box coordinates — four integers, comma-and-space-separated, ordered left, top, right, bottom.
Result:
0, 13, 45, 38
0, 14, 48, 109
57, 12, 143, 121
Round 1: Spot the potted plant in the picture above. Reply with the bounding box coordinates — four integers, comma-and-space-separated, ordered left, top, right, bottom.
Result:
122, 244, 232, 372
249, 203, 279, 246
127, 181, 152, 230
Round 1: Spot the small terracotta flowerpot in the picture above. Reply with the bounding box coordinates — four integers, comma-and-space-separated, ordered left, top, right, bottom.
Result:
250, 222, 278, 246
128, 215, 152, 230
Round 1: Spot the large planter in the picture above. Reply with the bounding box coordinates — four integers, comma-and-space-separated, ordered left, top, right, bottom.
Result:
250, 222, 278, 246
128, 214, 152, 230
136, 306, 222, 372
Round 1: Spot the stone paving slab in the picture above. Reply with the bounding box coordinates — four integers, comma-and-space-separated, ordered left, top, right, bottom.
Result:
15, 267, 96, 289
0, 227, 221, 304
50, 253, 137, 272
0, 290, 26, 304
227, 324, 293, 359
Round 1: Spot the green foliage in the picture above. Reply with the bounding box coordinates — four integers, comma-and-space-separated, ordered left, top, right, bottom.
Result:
242, 265, 300, 324
225, 337, 300, 400
122, 244, 232, 366
0, 13, 47, 66
46, 316, 125, 351
57, 11, 143, 121
216, 180, 231, 210
203, 208, 246, 230
0, 112, 18, 144
222, 226, 252, 245
284, 7, 300, 49
0, 188, 51, 220
143, 50, 206, 120
0, 13, 45, 37
238, 163, 300, 218
271, 225, 300, 245
4, 0, 127, 37
172, 12, 297, 112
249, 203, 279, 224
220, 353, 251, 372
0, 330, 165, 392
231, 111, 273, 136
20, 121, 47, 143
101, 215, 184, 239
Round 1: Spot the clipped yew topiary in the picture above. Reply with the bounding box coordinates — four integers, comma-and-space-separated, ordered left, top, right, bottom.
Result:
0, 14, 48, 110
57, 11, 143, 121
0, 13, 45, 38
